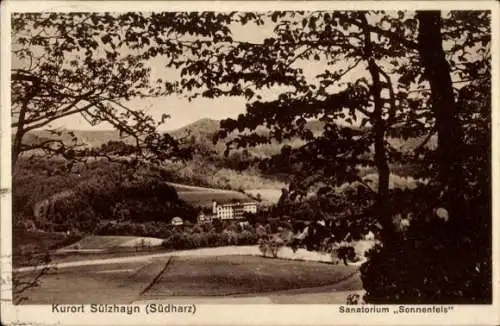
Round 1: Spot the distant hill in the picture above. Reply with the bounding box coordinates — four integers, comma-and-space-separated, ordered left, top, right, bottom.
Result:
21, 129, 130, 148
20, 118, 436, 155
166, 118, 435, 156
169, 118, 221, 139
20, 118, 221, 149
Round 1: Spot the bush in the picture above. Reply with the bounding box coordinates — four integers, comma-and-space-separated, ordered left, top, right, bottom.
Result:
256, 224, 267, 238
206, 230, 220, 247
361, 217, 491, 304
238, 230, 257, 245
258, 236, 284, 258
279, 220, 293, 231
212, 219, 224, 233
258, 237, 269, 256
269, 237, 285, 258
279, 228, 294, 245
334, 244, 358, 265
192, 225, 203, 234
170, 233, 195, 250
225, 222, 241, 233
346, 293, 364, 305
190, 233, 203, 248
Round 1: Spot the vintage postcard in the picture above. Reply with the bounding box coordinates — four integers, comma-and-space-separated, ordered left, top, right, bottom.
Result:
1, 0, 499, 325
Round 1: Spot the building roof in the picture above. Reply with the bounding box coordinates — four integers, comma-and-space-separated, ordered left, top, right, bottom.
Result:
216, 201, 258, 207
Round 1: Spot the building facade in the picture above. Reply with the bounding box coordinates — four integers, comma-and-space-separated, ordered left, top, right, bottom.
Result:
212, 201, 258, 220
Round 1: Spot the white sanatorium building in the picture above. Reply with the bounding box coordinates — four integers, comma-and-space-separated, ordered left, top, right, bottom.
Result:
211, 200, 258, 220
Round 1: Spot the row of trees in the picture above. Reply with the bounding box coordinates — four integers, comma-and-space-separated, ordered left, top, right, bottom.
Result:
12, 10, 491, 303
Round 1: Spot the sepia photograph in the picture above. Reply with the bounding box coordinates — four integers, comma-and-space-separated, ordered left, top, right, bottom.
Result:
1, 1, 498, 323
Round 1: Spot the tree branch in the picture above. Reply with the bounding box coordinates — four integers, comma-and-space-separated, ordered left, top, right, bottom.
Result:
285, 45, 314, 69
347, 16, 419, 50
412, 128, 437, 153
377, 66, 397, 122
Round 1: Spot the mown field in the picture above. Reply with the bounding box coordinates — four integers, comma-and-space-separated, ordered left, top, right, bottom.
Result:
176, 191, 252, 206
143, 255, 358, 298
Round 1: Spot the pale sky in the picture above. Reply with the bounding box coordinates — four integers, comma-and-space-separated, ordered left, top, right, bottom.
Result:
11, 11, 486, 132
45, 21, 270, 131
19, 15, 368, 131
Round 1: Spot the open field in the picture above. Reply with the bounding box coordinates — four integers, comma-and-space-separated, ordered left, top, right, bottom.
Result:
143, 255, 358, 298
168, 182, 254, 206
245, 188, 282, 204
176, 191, 251, 206
15, 254, 359, 304
167, 182, 239, 193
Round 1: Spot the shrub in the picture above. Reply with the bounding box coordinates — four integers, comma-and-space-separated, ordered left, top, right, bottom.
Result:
279, 228, 294, 245
170, 233, 194, 250
192, 225, 203, 234
238, 230, 257, 245
258, 237, 269, 257
346, 293, 364, 305
161, 238, 173, 248
269, 237, 285, 258
334, 244, 358, 265
223, 229, 239, 245
212, 219, 224, 233
200, 222, 214, 233
198, 232, 210, 247
256, 224, 267, 238
191, 233, 203, 248
242, 223, 255, 233
206, 230, 219, 247
258, 235, 284, 258
279, 220, 293, 231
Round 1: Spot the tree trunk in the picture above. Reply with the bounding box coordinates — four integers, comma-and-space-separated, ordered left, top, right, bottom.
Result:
370, 59, 392, 242
12, 79, 40, 171
12, 105, 27, 170
417, 11, 464, 218
361, 14, 393, 241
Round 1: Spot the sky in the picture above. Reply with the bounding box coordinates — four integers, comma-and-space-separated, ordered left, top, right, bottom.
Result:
15, 13, 369, 132
10, 10, 490, 133
38, 19, 283, 131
